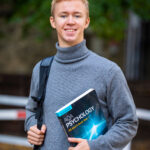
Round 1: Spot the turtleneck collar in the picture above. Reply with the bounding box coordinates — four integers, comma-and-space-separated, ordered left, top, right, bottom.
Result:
54, 40, 90, 63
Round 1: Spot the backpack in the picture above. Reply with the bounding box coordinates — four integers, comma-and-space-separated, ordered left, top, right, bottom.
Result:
31, 56, 54, 150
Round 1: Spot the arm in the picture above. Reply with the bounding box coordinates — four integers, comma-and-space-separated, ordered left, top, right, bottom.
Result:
24, 62, 40, 131
88, 65, 138, 150
24, 62, 46, 145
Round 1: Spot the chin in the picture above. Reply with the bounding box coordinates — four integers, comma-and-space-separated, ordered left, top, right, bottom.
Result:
65, 38, 78, 44
67, 40, 77, 43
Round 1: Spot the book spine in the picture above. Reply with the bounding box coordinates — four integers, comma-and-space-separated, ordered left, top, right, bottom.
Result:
58, 117, 77, 146
58, 117, 70, 137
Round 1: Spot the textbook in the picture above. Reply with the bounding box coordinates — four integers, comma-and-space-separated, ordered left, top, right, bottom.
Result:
55, 88, 107, 140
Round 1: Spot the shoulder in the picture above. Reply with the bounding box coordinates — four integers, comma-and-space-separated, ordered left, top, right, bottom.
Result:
88, 50, 121, 74
86, 50, 126, 86
32, 60, 41, 76
31, 56, 54, 78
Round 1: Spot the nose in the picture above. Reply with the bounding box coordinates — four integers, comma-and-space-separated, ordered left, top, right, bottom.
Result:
67, 16, 75, 24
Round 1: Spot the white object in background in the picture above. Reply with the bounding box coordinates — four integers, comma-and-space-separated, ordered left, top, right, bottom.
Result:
0, 95, 28, 106
123, 143, 131, 150
0, 134, 32, 147
0, 109, 26, 120
136, 108, 150, 121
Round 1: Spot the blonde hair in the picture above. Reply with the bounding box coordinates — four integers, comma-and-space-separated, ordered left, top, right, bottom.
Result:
51, 0, 89, 17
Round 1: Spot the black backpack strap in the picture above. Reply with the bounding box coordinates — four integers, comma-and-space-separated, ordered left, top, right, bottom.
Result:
32, 56, 54, 150
39, 56, 54, 104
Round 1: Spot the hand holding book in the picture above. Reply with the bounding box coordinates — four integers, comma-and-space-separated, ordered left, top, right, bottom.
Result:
68, 138, 90, 150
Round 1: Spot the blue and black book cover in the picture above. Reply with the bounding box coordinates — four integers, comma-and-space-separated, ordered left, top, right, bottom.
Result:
56, 88, 107, 140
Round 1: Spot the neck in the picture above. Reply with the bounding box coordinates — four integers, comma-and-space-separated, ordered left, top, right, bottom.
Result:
58, 39, 84, 48
55, 40, 90, 63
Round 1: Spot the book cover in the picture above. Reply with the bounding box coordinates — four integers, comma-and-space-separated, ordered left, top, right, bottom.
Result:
56, 88, 107, 140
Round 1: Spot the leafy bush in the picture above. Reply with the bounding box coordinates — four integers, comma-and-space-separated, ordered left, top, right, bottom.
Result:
3, 0, 150, 41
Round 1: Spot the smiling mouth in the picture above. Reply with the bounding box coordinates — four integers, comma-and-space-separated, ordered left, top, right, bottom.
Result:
65, 29, 77, 32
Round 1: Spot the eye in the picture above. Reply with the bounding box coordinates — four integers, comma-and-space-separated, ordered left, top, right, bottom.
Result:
75, 15, 81, 18
60, 15, 67, 18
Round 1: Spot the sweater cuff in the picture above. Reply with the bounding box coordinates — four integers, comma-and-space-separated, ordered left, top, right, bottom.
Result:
88, 136, 102, 150
88, 140, 99, 150
88, 135, 111, 150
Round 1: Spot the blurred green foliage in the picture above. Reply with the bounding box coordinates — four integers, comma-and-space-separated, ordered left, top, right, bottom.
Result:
130, 0, 150, 21
89, 0, 129, 41
10, 0, 52, 37
2, 0, 150, 41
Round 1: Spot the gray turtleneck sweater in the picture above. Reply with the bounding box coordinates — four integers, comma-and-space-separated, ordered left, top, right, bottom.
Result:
25, 40, 138, 150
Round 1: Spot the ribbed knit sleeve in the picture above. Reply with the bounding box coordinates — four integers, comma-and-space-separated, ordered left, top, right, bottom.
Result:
88, 65, 138, 150
24, 61, 41, 131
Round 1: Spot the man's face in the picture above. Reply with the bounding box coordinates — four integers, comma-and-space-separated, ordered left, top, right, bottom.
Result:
50, 0, 90, 47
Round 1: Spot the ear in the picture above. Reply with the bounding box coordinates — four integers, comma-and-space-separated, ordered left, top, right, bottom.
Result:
84, 17, 90, 29
50, 16, 56, 29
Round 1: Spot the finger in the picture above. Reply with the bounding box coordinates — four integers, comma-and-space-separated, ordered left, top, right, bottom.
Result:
28, 130, 44, 139
28, 135, 44, 143
29, 126, 43, 135
41, 124, 47, 134
75, 140, 90, 150
28, 139, 43, 146
68, 137, 84, 143
68, 147, 74, 150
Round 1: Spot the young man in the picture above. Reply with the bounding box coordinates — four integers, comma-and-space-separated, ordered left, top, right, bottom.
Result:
25, 0, 138, 150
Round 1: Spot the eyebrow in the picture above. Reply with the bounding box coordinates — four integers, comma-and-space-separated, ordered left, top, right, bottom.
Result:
59, 11, 83, 14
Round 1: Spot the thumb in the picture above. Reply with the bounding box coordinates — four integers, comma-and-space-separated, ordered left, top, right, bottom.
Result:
41, 124, 47, 133
68, 137, 84, 143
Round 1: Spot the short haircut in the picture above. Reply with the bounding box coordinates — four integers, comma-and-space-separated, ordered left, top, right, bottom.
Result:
51, 0, 89, 17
